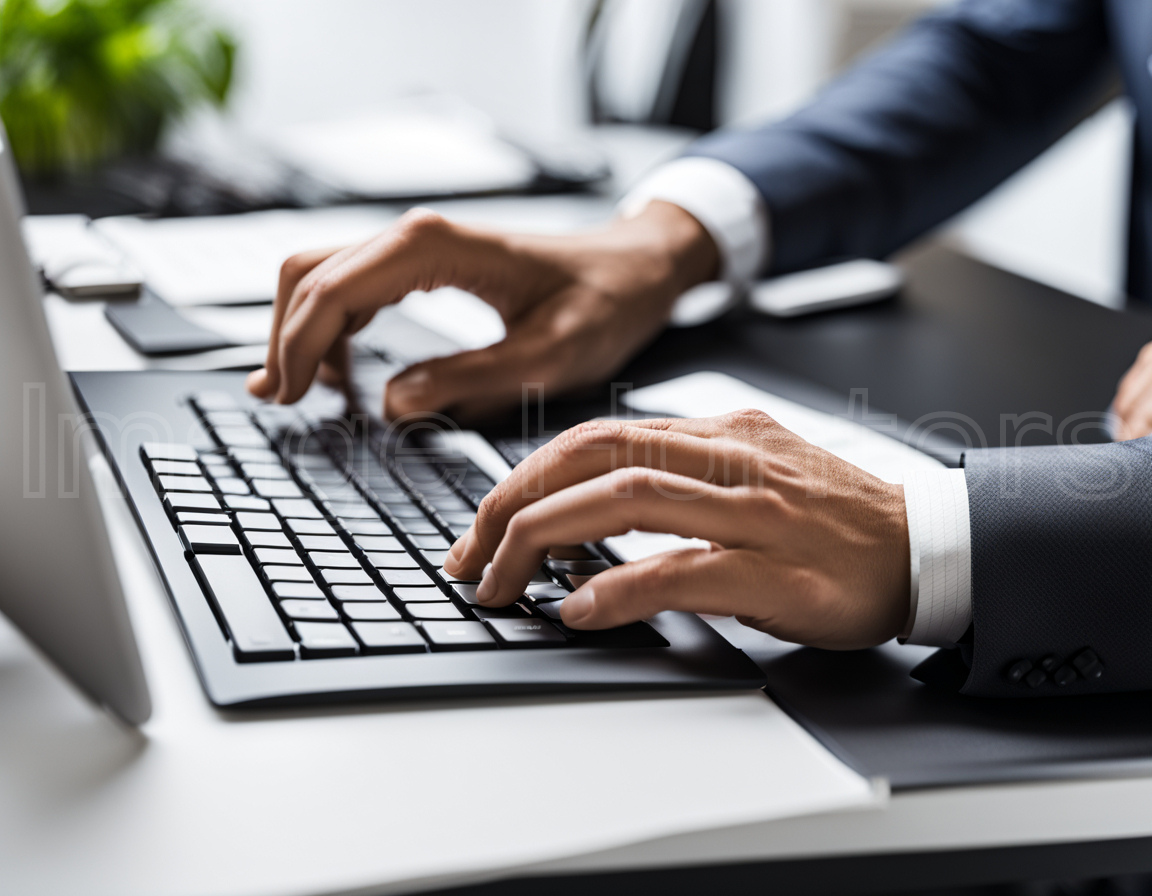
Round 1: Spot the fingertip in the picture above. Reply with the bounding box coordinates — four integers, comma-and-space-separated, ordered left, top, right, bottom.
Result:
443, 529, 473, 577
246, 368, 274, 398
559, 587, 596, 628
384, 369, 433, 420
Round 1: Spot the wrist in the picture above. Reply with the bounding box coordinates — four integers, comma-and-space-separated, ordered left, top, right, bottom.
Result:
630, 200, 720, 295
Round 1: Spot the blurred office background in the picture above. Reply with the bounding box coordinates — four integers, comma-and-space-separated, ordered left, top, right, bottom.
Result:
3, 0, 1131, 307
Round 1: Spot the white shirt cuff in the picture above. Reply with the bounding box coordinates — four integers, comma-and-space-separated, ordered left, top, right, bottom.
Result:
901, 467, 973, 647
618, 157, 770, 283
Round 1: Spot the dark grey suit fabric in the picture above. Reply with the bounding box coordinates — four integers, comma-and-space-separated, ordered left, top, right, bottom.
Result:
961, 439, 1152, 696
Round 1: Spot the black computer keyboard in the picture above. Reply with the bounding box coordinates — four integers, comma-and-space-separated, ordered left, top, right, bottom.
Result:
140, 391, 666, 663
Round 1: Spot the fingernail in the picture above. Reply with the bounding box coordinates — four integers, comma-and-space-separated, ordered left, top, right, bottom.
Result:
560, 587, 594, 626
476, 562, 497, 604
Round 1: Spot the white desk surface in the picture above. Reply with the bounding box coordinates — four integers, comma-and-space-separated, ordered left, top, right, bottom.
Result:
13, 193, 1152, 895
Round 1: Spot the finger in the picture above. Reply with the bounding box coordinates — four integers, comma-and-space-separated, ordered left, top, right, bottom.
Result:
448, 418, 760, 578
476, 468, 755, 606
558, 547, 761, 629
1114, 345, 1152, 418
247, 246, 345, 399
271, 211, 522, 404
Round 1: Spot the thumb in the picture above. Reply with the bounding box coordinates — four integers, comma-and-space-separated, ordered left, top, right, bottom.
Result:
383, 335, 543, 421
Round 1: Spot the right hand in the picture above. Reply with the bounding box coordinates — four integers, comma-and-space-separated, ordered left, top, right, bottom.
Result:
246, 201, 718, 421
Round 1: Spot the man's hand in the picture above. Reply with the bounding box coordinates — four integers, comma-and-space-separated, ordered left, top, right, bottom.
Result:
443, 411, 911, 650
246, 202, 717, 422
1113, 341, 1152, 440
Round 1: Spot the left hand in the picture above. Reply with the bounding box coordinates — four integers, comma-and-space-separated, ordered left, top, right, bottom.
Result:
1113, 341, 1152, 440
442, 410, 912, 650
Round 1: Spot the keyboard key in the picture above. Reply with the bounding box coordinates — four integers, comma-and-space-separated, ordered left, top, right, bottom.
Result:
255, 547, 303, 566
394, 519, 441, 536
439, 511, 478, 527
241, 463, 289, 480
225, 495, 271, 511
410, 534, 450, 550
534, 600, 564, 620
449, 583, 483, 604
273, 498, 323, 519
330, 585, 386, 602
192, 553, 294, 661
341, 520, 391, 536
180, 524, 241, 554
392, 586, 449, 602
214, 478, 252, 496
406, 603, 464, 620
213, 427, 267, 448
192, 391, 239, 411
331, 504, 380, 520
151, 460, 201, 477
280, 599, 339, 621
472, 603, 531, 619
204, 410, 251, 427
298, 535, 346, 551
273, 582, 325, 599
164, 492, 222, 513
354, 535, 404, 552
366, 552, 420, 569
352, 621, 427, 654
525, 583, 570, 602
177, 511, 231, 526
244, 531, 292, 549
420, 621, 496, 651
252, 479, 302, 499
342, 602, 401, 621
548, 558, 611, 577
421, 550, 451, 567
236, 512, 282, 531
230, 447, 280, 464
295, 622, 358, 658
287, 518, 335, 535
485, 617, 566, 647
379, 568, 435, 587
308, 551, 362, 568
159, 475, 212, 493
264, 565, 314, 583
142, 442, 198, 462
382, 503, 426, 519
322, 568, 373, 586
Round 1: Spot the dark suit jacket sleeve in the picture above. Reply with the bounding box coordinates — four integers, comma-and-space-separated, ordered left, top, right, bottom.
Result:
956, 438, 1152, 696
685, 0, 1113, 275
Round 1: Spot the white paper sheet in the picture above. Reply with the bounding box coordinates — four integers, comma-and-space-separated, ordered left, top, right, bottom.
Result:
93, 206, 401, 306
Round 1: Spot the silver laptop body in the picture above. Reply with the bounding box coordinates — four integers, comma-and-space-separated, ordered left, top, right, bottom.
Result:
0, 123, 151, 725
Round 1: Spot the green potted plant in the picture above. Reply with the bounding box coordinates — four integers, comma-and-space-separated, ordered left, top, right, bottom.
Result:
0, 0, 237, 177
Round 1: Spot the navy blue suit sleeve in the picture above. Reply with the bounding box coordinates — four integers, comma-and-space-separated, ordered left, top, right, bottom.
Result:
959, 437, 1152, 697
687, 0, 1113, 274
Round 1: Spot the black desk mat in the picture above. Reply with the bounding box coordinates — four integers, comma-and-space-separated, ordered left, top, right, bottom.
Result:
707, 617, 1152, 790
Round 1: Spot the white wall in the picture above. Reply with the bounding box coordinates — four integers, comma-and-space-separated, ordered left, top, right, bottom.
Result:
202, 0, 590, 140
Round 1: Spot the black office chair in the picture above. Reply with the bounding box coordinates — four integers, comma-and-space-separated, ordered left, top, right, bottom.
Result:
583, 0, 719, 133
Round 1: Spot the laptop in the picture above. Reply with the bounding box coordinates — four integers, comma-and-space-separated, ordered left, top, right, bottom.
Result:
0, 124, 765, 719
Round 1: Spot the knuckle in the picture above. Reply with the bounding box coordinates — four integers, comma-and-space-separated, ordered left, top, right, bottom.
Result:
278, 253, 310, 288
395, 208, 451, 243
556, 420, 625, 459
726, 407, 775, 432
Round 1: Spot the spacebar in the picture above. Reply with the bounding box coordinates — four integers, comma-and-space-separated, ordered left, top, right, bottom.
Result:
193, 554, 296, 661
